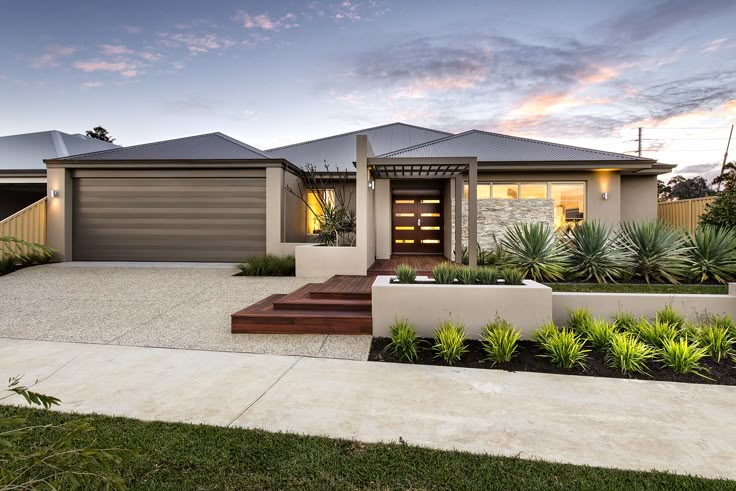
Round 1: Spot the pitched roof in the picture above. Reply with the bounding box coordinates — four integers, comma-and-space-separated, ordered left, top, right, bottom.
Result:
0, 130, 119, 170
378, 129, 655, 162
52, 132, 274, 161
267, 122, 452, 171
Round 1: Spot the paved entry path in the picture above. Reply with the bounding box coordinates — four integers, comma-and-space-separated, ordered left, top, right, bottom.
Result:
1, 338, 734, 481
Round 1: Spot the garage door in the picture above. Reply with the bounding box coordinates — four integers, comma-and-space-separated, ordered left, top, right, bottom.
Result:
73, 177, 266, 262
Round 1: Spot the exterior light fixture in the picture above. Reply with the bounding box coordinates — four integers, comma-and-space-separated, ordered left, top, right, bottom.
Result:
602, 192, 608, 200
368, 179, 375, 190
50, 190, 59, 198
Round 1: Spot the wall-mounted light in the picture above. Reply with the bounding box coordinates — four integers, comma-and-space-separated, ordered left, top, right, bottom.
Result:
50, 190, 59, 198
368, 179, 375, 190
602, 192, 608, 200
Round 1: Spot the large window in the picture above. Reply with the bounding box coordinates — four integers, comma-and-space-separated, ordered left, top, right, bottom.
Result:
307, 189, 335, 235
463, 181, 585, 228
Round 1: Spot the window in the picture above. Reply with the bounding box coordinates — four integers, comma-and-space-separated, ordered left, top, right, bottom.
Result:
551, 183, 585, 228
492, 183, 518, 199
307, 189, 335, 235
520, 183, 548, 199
463, 184, 491, 199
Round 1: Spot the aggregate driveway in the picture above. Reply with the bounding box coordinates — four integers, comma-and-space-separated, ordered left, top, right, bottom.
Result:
0, 263, 372, 360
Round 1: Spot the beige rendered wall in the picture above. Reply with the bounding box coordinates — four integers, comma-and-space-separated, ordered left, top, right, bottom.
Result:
295, 244, 367, 277
355, 135, 375, 272
472, 170, 622, 225
266, 167, 308, 256
375, 179, 391, 260
283, 169, 307, 243
46, 167, 72, 261
620, 175, 658, 222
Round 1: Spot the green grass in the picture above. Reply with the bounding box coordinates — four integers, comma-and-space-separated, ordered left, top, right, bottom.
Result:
1, 406, 732, 491
547, 283, 728, 294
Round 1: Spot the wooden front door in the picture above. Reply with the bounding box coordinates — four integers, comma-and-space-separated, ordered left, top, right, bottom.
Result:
392, 193, 443, 254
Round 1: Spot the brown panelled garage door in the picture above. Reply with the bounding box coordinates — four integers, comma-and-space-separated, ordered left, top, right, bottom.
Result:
73, 176, 266, 262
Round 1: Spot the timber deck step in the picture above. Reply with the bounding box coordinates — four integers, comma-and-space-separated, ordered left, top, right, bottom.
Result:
310, 275, 374, 300
272, 283, 372, 311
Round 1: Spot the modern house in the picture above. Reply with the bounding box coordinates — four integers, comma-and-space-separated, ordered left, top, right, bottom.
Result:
43, 123, 673, 272
0, 130, 117, 219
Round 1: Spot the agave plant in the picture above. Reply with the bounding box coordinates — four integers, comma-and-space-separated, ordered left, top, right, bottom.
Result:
501, 222, 569, 282
560, 221, 633, 283
687, 225, 736, 284
619, 220, 692, 284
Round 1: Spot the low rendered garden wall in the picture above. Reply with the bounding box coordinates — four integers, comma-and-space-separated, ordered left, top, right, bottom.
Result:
295, 244, 365, 277
552, 289, 736, 325
371, 276, 553, 339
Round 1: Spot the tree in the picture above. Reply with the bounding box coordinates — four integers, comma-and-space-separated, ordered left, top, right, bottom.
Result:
666, 175, 711, 200
657, 179, 671, 201
85, 126, 116, 143
701, 163, 736, 229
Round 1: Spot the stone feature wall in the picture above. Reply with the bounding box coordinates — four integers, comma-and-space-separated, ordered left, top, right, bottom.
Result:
452, 198, 555, 253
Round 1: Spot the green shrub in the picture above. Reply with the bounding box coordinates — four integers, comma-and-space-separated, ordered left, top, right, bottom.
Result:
533, 321, 559, 346
501, 222, 569, 281
500, 267, 525, 285
462, 240, 508, 267
537, 328, 589, 369
700, 164, 736, 229
696, 325, 734, 363
659, 338, 709, 376
620, 220, 691, 284
606, 333, 655, 374
456, 266, 477, 285
655, 305, 686, 330
611, 311, 638, 332
688, 225, 736, 284
238, 255, 295, 276
632, 319, 680, 348
708, 314, 736, 336
432, 263, 457, 284
561, 220, 633, 283
582, 319, 617, 351
395, 264, 417, 284
566, 307, 593, 332
387, 318, 421, 362
0, 236, 56, 275
480, 319, 520, 365
433, 320, 468, 365
476, 266, 499, 285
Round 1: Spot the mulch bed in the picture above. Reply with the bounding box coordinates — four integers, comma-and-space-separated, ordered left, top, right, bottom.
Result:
369, 337, 736, 386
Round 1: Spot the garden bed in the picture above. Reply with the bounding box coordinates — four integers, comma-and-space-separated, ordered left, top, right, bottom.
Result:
547, 283, 729, 294
369, 337, 736, 386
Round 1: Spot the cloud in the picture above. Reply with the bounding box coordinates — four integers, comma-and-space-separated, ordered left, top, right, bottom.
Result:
599, 0, 735, 43
81, 81, 104, 88
158, 32, 235, 54
31, 45, 76, 68
124, 25, 141, 34
73, 60, 138, 77
232, 11, 299, 30
703, 37, 728, 53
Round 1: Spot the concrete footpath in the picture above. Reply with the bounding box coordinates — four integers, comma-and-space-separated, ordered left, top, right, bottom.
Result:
0, 338, 734, 481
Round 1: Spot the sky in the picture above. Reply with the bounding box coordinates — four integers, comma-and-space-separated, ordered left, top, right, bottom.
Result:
1, 0, 735, 181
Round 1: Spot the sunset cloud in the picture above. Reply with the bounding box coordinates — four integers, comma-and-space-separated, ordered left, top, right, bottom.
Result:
158, 32, 236, 54
73, 60, 138, 77
232, 11, 299, 30
80, 81, 104, 88
31, 45, 76, 68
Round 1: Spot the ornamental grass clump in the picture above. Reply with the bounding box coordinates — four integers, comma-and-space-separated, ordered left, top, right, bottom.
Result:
432, 262, 456, 284
611, 311, 639, 332
500, 267, 525, 285
659, 338, 709, 377
537, 328, 589, 369
533, 321, 559, 346
566, 307, 593, 333
480, 319, 520, 365
456, 266, 478, 285
395, 264, 417, 284
696, 325, 735, 363
238, 254, 296, 276
433, 320, 468, 365
708, 314, 736, 336
581, 319, 617, 351
476, 266, 499, 285
561, 220, 633, 283
655, 305, 686, 330
501, 222, 569, 282
620, 220, 691, 284
687, 225, 736, 284
606, 333, 655, 374
387, 318, 422, 363
632, 319, 680, 348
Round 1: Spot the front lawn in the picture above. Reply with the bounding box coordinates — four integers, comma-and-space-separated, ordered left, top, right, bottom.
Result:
547, 283, 729, 294
1, 406, 732, 490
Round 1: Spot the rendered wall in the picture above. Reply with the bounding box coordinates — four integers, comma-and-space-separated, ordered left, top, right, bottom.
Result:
46, 167, 72, 261
621, 175, 658, 222
375, 179, 391, 260
283, 169, 307, 243
295, 244, 367, 277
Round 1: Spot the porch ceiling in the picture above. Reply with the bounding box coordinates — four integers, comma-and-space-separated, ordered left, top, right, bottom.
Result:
368, 157, 473, 179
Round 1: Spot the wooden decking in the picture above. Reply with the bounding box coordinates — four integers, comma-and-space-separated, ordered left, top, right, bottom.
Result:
231, 276, 373, 335
368, 255, 448, 276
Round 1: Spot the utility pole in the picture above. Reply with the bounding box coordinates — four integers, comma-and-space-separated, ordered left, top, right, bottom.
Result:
637, 127, 642, 157
718, 124, 734, 192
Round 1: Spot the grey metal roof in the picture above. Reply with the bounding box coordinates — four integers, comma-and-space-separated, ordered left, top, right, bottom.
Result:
0, 130, 118, 170
267, 122, 452, 171
378, 130, 655, 162
53, 132, 274, 161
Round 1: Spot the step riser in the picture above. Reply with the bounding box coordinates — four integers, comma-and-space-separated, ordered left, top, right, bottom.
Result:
309, 292, 371, 301
231, 324, 372, 335
274, 302, 372, 312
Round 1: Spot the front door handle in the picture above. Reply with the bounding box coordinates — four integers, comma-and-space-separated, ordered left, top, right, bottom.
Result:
417, 218, 421, 227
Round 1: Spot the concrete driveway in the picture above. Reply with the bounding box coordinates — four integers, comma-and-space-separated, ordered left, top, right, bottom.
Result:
0, 263, 372, 360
